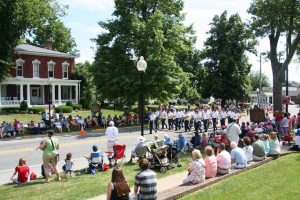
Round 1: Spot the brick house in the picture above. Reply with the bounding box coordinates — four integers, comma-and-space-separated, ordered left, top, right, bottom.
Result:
0, 42, 81, 107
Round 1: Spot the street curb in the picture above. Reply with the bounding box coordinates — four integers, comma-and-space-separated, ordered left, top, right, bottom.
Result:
158, 151, 296, 200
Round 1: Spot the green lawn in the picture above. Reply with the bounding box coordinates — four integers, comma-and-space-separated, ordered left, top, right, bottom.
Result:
0, 109, 124, 124
0, 153, 190, 200
182, 153, 300, 200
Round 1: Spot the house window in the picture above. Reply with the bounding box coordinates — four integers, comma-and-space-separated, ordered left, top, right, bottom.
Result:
48, 61, 55, 78
16, 58, 25, 77
32, 59, 40, 78
62, 61, 69, 79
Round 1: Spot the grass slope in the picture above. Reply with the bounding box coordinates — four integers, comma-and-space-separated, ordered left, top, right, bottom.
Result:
0, 153, 190, 200
182, 153, 300, 200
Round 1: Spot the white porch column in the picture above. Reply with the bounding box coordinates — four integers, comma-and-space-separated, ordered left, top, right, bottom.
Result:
75, 84, 78, 104
78, 82, 81, 102
58, 84, 62, 105
0, 84, 2, 106
41, 85, 45, 104
20, 84, 24, 101
52, 84, 55, 105
27, 84, 31, 106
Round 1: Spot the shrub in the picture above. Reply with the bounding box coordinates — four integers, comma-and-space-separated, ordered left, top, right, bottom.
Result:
28, 107, 46, 114
66, 101, 73, 107
1, 107, 19, 113
19, 101, 28, 111
73, 104, 83, 110
55, 105, 73, 113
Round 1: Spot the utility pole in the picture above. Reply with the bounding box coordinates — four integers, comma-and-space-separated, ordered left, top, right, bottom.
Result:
286, 35, 289, 113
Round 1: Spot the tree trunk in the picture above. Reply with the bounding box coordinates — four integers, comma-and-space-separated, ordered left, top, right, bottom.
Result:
221, 99, 226, 108
272, 70, 282, 113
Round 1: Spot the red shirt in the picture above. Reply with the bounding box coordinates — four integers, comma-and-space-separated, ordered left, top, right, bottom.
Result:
274, 114, 282, 122
15, 165, 30, 183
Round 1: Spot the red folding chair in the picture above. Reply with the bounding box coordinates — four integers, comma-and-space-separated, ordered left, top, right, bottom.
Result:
107, 144, 126, 167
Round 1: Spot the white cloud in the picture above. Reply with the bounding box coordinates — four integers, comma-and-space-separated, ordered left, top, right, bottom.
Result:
68, 22, 107, 35
59, 0, 114, 11
76, 48, 95, 63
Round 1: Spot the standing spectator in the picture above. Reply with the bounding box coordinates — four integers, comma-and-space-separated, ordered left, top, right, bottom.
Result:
98, 111, 103, 127
216, 143, 231, 175
274, 110, 282, 133
38, 130, 60, 183
204, 146, 217, 178
230, 142, 247, 169
296, 112, 300, 129
10, 158, 30, 184
134, 159, 157, 200
252, 134, 265, 161
62, 153, 74, 175
106, 121, 119, 153
59, 111, 63, 121
183, 149, 205, 184
280, 113, 289, 137
226, 119, 241, 144
106, 167, 130, 200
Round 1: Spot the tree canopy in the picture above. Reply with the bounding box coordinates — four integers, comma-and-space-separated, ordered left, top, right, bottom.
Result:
201, 11, 256, 106
91, 0, 197, 106
0, 0, 77, 82
249, 71, 270, 91
248, 0, 300, 112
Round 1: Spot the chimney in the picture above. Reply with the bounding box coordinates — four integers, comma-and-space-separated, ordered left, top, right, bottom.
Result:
43, 39, 53, 50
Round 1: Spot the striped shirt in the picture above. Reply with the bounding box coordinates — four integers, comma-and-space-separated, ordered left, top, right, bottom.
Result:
135, 169, 157, 200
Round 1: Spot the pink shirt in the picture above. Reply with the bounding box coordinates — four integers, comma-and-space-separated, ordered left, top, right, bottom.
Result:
204, 155, 217, 178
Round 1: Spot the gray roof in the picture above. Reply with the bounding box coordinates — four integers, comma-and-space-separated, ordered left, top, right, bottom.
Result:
15, 44, 77, 58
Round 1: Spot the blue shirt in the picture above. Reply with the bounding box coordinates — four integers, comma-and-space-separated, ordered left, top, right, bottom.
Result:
231, 147, 247, 165
91, 151, 103, 163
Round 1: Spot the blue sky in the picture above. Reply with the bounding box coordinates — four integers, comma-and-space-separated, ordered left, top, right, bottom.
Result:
58, 0, 300, 82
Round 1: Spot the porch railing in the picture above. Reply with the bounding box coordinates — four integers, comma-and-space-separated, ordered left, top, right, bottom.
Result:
0, 97, 21, 106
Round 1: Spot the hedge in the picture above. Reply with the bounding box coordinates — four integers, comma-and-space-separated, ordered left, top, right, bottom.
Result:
19, 101, 28, 111
55, 105, 73, 113
28, 107, 46, 114
1, 107, 20, 114
73, 104, 83, 110
66, 101, 73, 107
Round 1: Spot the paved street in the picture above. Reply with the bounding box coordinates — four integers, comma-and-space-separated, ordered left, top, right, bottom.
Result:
0, 126, 180, 185
0, 106, 298, 185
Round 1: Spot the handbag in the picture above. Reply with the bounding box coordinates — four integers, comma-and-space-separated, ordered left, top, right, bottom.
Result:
50, 138, 60, 162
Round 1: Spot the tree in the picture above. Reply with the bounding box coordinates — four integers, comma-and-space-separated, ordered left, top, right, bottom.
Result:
201, 11, 256, 107
73, 62, 96, 109
0, 0, 76, 82
248, 0, 300, 112
91, 0, 196, 106
249, 71, 270, 91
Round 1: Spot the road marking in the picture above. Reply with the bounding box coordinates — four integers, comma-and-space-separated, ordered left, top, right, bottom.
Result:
0, 134, 136, 155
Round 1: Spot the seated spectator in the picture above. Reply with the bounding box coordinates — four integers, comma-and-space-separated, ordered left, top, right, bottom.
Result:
243, 136, 253, 163
69, 116, 80, 131
269, 132, 281, 156
190, 132, 201, 148
204, 146, 217, 178
77, 117, 85, 128
16, 122, 24, 136
85, 116, 92, 128
183, 149, 205, 184
216, 143, 231, 175
61, 117, 70, 132
201, 133, 208, 148
134, 159, 157, 200
84, 145, 103, 174
28, 120, 35, 134
13, 119, 19, 128
130, 136, 147, 162
106, 167, 131, 200
102, 116, 107, 128
5, 123, 16, 138
163, 134, 171, 145
54, 119, 62, 133
0, 125, 5, 139
230, 141, 247, 169
113, 115, 119, 126
252, 134, 265, 161
10, 158, 30, 184
240, 122, 248, 138
107, 115, 113, 126
121, 115, 127, 125
91, 117, 98, 128
260, 134, 270, 156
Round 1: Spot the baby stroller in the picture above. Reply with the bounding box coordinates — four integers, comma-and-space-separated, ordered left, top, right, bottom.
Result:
148, 145, 171, 173
212, 132, 230, 150
167, 143, 182, 167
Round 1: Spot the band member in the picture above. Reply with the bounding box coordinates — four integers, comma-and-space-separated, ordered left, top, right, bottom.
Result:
211, 108, 219, 132
149, 112, 156, 134
168, 110, 174, 130
161, 109, 167, 129
203, 108, 210, 132
193, 110, 202, 133
175, 109, 181, 131
220, 108, 227, 126
154, 109, 160, 130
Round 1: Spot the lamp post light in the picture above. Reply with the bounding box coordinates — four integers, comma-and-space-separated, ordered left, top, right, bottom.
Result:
137, 56, 147, 136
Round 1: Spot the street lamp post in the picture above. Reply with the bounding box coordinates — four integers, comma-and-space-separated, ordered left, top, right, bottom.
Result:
48, 79, 52, 129
137, 56, 147, 136
256, 88, 259, 108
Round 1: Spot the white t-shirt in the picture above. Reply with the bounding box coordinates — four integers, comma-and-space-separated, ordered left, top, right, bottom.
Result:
243, 146, 253, 162
216, 150, 231, 169
203, 111, 210, 120
226, 123, 241, 143
105, 126, 119, 142
64, 160, 74, 171
161, 111, 167, 119
220, 111, 227, 119
211, 111, 219, 119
